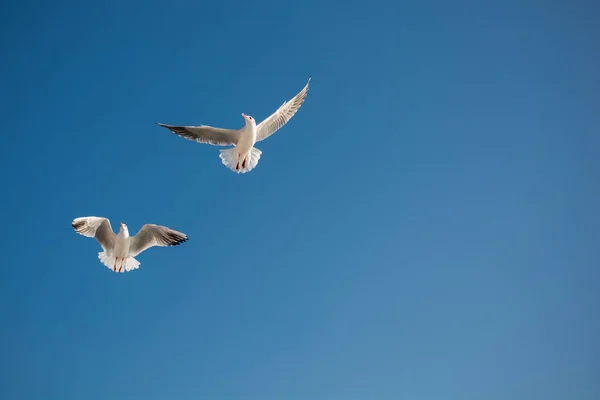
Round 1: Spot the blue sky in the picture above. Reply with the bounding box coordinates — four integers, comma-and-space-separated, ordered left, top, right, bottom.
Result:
1, 0, 599, 398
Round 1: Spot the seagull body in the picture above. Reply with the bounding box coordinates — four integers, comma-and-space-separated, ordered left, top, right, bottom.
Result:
157, 77, 311, 173
72, 216, 188, 273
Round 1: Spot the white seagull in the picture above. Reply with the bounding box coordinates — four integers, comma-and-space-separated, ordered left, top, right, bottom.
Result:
156, 77, 311, 173
72, 216, 189, 273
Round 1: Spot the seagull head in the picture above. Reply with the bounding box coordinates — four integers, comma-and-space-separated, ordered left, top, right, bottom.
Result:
119, 222, 129, 235
241, 113, 256, 126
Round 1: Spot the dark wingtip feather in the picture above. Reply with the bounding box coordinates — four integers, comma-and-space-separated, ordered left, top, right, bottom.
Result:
72, 220, 83, 230
165, 230, 189, 247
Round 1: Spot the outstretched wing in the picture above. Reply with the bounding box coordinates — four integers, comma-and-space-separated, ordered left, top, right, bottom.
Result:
72, 216, 116, 251
129, 224, 188, 257
256, 77, 311, 142
156, 123, 241, 146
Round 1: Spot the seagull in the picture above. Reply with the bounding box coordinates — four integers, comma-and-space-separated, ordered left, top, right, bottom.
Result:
72, 216, 189, 273
156, 77, 311, 173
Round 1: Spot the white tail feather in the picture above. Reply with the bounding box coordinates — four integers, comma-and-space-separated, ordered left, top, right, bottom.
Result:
98, 252, 140, 273
219, 147, 262, 173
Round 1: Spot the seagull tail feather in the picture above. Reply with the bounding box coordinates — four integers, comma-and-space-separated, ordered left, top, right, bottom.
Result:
98, 252, 140, 273
219, 147, 262, 174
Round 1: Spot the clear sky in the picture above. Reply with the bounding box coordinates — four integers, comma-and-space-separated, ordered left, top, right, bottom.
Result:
1, 0, 599, 399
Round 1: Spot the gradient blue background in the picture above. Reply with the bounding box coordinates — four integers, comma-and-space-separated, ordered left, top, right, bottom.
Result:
1, 0, 599, 399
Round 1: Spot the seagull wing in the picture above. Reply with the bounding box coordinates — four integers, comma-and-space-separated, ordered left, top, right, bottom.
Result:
156, 123, 241, 146
128, 224, 189, 257
72, 216, 116, 251
256, 77, 311, 142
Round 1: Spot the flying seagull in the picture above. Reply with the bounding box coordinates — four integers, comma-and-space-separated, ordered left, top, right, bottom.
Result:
156, 77, 311, 173
72, 216, 188, 273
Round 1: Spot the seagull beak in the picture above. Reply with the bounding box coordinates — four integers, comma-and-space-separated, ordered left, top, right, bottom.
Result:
241, 113, 247, 119
120, 222, 123, 228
